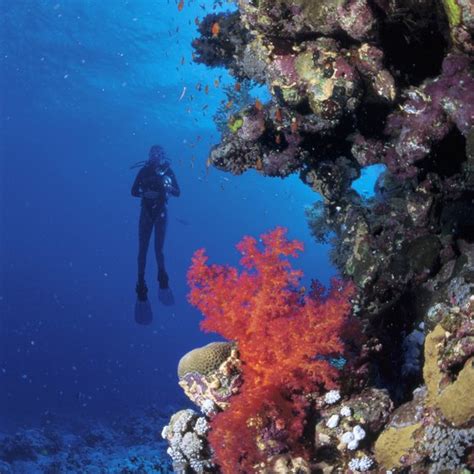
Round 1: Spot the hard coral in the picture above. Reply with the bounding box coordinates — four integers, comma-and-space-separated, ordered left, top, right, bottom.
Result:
162, 409, 214, 474
187, 228, 356, 473
178, 342, 234, 379
178, 342, 242, 412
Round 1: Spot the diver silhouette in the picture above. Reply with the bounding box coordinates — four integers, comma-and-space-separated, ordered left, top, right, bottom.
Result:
131, 145, 180, 323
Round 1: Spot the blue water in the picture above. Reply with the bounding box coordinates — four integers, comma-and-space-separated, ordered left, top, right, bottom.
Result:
0, 0, 336, 431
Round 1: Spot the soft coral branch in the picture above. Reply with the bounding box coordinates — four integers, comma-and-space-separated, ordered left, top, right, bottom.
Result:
187, 228, 356, 473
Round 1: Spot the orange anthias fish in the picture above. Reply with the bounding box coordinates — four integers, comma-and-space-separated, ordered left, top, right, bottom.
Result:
254, 99, 263, 111
177, 0, 184, 11
211, 22, 220, 37
234, 82, 241, 92
214, 78, 220, 88
275, 108, 283, 122
204, 85, 209, 94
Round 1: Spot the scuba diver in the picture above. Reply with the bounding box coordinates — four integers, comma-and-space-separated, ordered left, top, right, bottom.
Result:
131, 145, 180, 323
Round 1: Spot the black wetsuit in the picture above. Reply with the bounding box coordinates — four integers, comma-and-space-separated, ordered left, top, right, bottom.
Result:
131, 164, 180, 287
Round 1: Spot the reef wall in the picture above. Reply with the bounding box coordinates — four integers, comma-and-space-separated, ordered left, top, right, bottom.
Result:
164, 0, 473, 472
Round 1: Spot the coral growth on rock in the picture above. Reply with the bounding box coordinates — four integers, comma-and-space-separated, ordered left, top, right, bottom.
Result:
161, 409, 214, 474
163, 0, 474, 472
178, 342, 242, 412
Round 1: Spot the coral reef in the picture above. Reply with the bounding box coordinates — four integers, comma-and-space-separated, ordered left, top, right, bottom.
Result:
176, 0, 474, 472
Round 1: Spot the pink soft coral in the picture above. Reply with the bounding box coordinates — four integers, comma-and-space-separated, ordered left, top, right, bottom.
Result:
187, 228, 355, 473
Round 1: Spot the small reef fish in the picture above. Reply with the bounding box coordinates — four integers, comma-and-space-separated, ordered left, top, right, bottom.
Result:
255, 99, 263, 111
275, 108, 283, 122
178, 86, 187, 101
234, 82, 241, 92
177, 0, 184, 11
211, 22, 220, 37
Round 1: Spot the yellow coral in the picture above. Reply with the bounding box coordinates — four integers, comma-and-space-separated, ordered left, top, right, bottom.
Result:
424, 324, 474, 426
374, 423, 421, 469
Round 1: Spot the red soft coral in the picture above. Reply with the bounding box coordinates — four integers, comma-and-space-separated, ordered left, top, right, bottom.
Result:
187, 227, 355, 473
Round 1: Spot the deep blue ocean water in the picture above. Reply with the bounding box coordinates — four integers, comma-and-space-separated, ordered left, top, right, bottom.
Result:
0, 0, 380, 437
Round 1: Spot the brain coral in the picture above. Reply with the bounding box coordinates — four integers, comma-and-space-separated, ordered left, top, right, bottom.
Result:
177, 342, 234, 379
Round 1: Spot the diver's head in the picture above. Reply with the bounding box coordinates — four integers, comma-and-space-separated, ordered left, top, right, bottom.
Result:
148, 145, 170, 173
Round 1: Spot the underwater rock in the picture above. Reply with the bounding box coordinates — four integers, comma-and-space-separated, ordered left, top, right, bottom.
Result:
0, 429, 62, 463
374, 388, 426, 470
188, 1, 474, 471
312, 388, 392, 471
441, 0, 474, 53
375, 385, 474, 471
424, 301, 474, 427
257, 454, 311, 473
293, 39, 362, 121
209, 111, 307, 177
0, 410, 172, 473
81, 424, 114, 448
192, 12, 252, 80
352, 44, 396, 103
0, 461, 12, 473
375, 298, 474, 471
305, 157, 359, 202
178, 342, 242, 412
379, 54, 474, 177
238, 0, 376, 42
161, 409, 214, 474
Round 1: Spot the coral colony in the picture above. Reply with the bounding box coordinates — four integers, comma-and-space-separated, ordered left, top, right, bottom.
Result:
163, 0, 474, 472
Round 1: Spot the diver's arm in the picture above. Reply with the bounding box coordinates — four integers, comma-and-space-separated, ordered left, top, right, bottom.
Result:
131, 169, 144, 197
165, 169, 180, 197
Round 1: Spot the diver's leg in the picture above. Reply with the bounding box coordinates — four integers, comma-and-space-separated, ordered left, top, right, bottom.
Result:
136, 207, 153, 299
154, 209, 168, 289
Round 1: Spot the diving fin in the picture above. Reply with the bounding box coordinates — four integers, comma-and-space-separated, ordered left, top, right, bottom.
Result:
135, 280, 153, 325
158, 287, 175, 306
134, 299, 153, 325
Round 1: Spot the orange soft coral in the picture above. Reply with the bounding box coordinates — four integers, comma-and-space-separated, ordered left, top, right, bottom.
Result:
187, 227, 355, 473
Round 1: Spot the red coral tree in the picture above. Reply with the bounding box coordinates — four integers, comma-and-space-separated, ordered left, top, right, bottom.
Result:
187, 227, 355, 473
